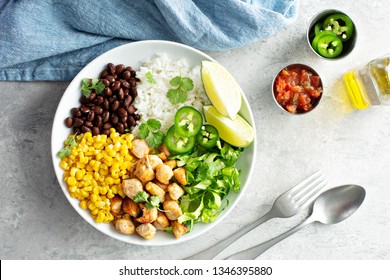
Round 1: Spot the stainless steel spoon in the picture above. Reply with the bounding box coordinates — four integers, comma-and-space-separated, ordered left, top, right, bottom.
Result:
225, 184, 366, 260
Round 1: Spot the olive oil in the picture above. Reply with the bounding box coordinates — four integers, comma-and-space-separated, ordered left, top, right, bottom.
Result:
343, 56, 390, 109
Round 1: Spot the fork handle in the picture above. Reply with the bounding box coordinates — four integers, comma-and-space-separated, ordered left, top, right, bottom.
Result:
224, 217, 316, 260
186, 210, 275, 260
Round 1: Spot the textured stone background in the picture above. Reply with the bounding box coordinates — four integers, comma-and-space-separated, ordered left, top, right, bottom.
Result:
1, 0, 390, 260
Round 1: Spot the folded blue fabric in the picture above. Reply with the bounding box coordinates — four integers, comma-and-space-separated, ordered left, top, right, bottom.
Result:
0, 0, 298, 81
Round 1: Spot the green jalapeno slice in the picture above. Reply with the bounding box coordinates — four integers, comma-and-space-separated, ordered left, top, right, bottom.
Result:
316, 33, 343, 58
174, 106, 203, 137
323, 13, 354, 42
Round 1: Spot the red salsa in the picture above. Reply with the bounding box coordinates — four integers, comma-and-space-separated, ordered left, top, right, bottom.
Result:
274, 65, 322, 114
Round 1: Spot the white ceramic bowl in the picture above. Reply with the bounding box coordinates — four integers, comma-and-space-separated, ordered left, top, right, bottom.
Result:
51, 40, 257, 246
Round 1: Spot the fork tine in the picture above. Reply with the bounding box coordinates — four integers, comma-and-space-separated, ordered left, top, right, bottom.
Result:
295, 179, 328, 208
287, 170, 323, 197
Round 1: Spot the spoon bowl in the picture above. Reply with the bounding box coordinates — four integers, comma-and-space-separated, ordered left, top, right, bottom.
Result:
313, 184, 366, 225
225, 184, 366, 259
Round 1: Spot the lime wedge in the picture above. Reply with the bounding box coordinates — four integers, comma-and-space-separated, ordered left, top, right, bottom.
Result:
203, 105, 254, 148
201, 61, 242, 119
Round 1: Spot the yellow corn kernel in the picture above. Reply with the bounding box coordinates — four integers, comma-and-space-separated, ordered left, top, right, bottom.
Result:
67, 177, 77, 186
75, 169, 85, 181
91, 208, 99, 216
68, 185, 77, 193
59, 160, 69, 170
83, 173, 93, 181
105, 177, 114, 185
80, 200, 88, 210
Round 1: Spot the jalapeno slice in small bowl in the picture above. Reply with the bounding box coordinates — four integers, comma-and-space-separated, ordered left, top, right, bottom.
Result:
174, 106, 203, 137
316, 33, 343, 58
196, 124, 219, 149
323, 13, 354, 42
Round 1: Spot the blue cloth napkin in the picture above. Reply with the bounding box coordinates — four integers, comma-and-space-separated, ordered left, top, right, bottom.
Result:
0, 0, 298, 81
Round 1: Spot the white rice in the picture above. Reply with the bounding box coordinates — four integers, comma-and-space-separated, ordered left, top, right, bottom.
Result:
133, 53, 210, 134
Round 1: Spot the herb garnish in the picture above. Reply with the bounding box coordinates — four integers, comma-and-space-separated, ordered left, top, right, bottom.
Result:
167, 74, 194, 104
57, 134, 78, 159
81, 78, 106, 98
138, 119, 165, 148
146, 71, 156, 84
133, 191, 161, 209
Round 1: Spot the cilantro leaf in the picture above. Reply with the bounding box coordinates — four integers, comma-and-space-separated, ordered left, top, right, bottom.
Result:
146, 196, 161, 209
57, 134, 78, 159
146, 71, 156, 84
134, 192, 160, 209
181, 77, 194, 91
133, 191, 149, 203
147, 130, 165, 148
167, 74, 193, 104
57, 147, 72, 159
167, 88, 188, 105
65, 137, 77, 147
138, 119, 165, 148
80, 78, 106, 97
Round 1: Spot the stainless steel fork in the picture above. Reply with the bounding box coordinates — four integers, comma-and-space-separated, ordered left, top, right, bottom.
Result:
186, 170, 327, 260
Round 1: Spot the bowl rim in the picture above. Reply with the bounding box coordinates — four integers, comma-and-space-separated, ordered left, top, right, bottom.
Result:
306, 9, 358, 60
272, 63, 323, 115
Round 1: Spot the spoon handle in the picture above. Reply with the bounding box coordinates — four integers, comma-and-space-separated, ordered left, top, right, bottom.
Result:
224, 217, 315, 260
186, 210, 276, 260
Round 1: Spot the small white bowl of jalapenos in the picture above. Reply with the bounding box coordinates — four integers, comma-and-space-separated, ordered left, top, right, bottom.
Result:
307, 9, 357, 59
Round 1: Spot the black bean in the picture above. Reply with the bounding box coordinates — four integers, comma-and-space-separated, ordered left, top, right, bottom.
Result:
131, 87, 137, 97
130, 77, 137, 87
79, 96, 88, 104
116, 123, 124, 134
124, 95, 132, 107
102, 111, 110, 123
73, 118, 84, 128
65, 117, 73, 128
127, 105, 136, 114
89, 92, 96, 100
92, 127, 100, 136
111, 114, 119, 124
103, 129, 110, 136
71, 108, 82, 117
107, 63, 115, 75
100, 70, 108, 79
94, 115, 103, 127
104, 87, 113, 97
85, 121, 93, 128
128, 116, 136, 127
118, 107, 127, 119
101, 79, 110, 87
80, 106, 90, 114
106, 75, 115, 83
111, 100, 119, 111
88, 111, 95, 122
115, 64, 125, 74
94, 106, 103, 115
103, 99, 110, 111
81, 125, 91, 133
118, 88, 124, 100
120, 80, 130, 89
95, 95, 104, 105
123, 71, 131, 80
103, 123, 112, 130
111, 81, 121, 91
